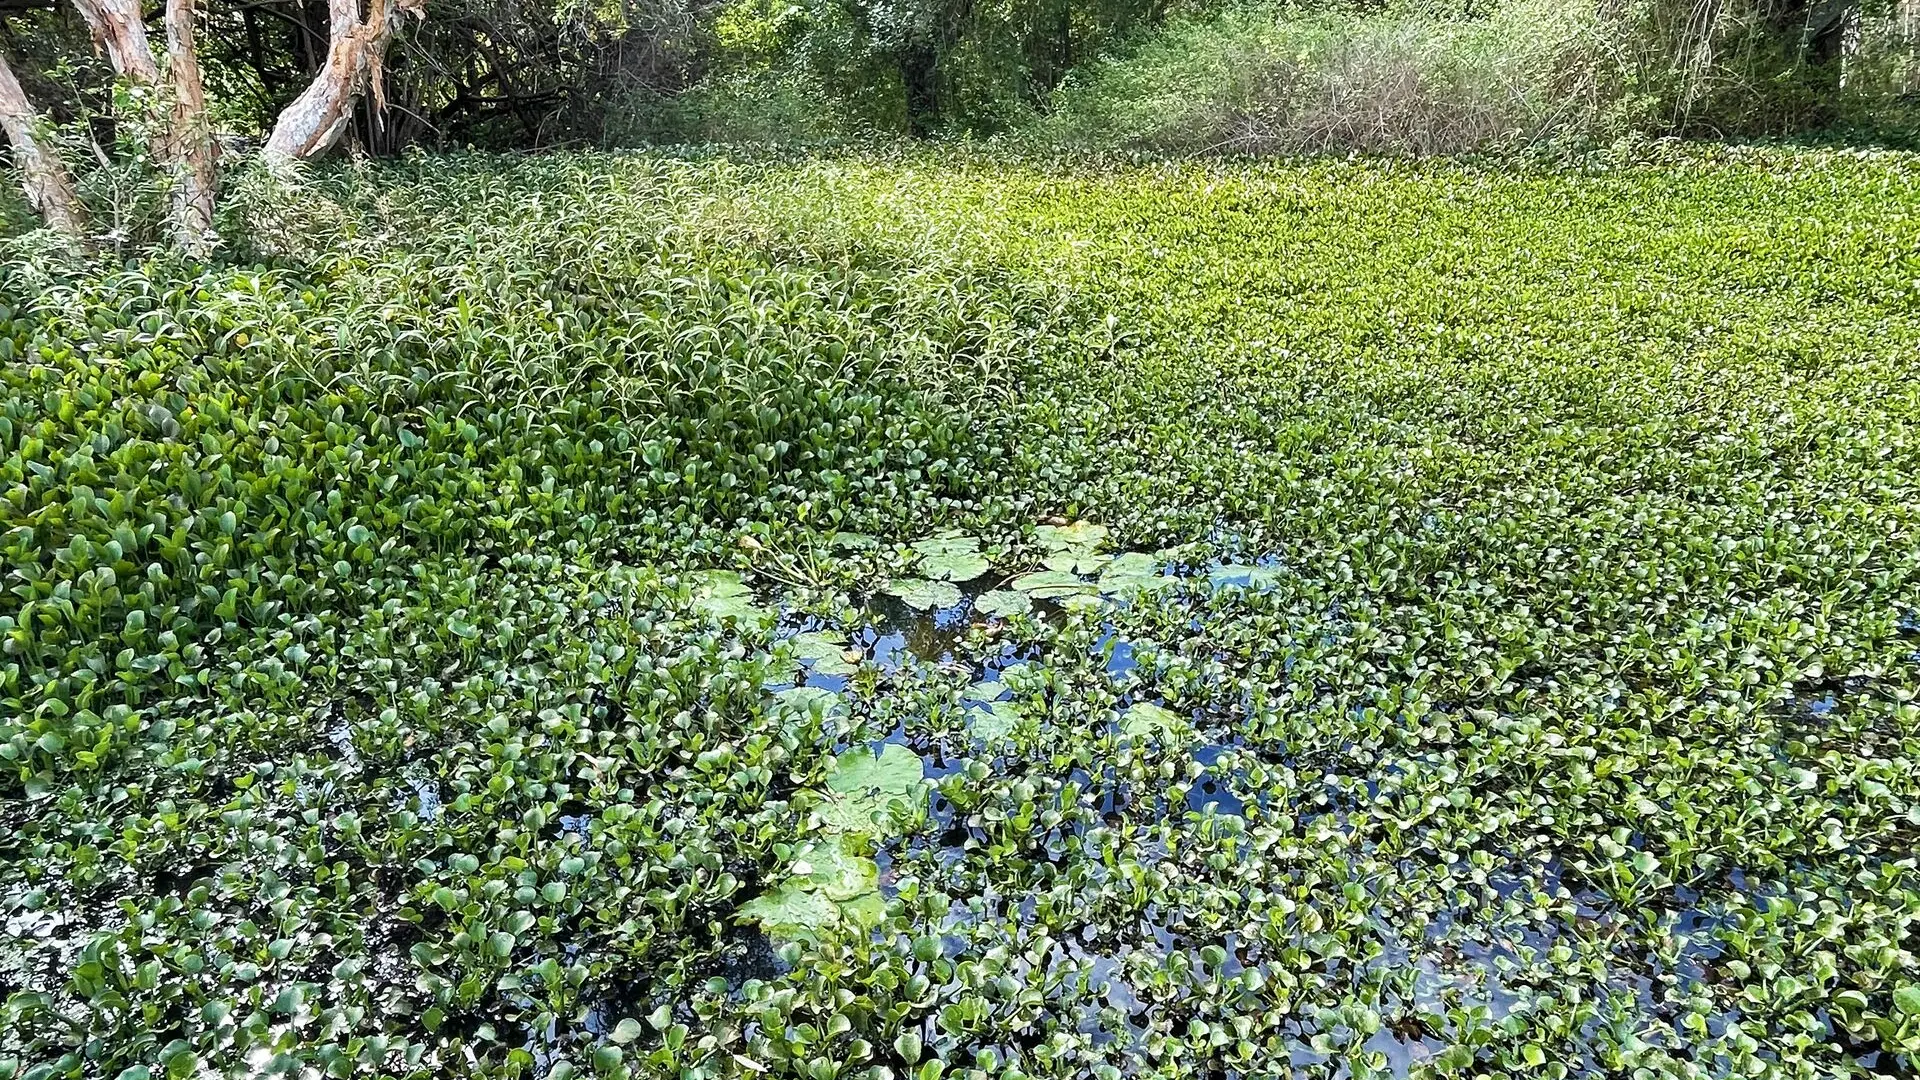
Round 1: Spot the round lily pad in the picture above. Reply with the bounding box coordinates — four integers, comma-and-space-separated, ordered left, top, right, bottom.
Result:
969, 700, 1022, 741
912, 536, 991, 582
1010, 570, 1097, 600
790, 631, 859, 676
1036, 522, 1110, 553
1121, 701, 1184, 739
885, 577, 964, 610
975, 589, 1032, 618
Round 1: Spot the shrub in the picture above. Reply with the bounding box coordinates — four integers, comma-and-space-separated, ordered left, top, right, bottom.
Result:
1028, 0, 1920, 155
599, 68, 887, 146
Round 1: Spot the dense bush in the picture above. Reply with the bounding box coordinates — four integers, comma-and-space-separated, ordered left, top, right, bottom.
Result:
1029, 0, 1610, 154
6, 145, 1920, 1079
1026, 0, 1920, 155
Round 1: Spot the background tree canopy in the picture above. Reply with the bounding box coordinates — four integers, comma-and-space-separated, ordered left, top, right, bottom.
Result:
0, 0, 1915, 188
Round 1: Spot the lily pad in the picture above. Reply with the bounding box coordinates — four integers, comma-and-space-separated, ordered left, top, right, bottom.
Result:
974, 589, 1032, 618
1043, 550, 1111, 575
1010, 570, 1097, 600
837, 890, 888, 930
962, 678, 1008, 702
832, 531, 880, 551
912, 536, 991, 583
969, 700, 1022, 741
737, 885, 840, 938
739, 832, 892, 944
1062, 593, 1109, 615
688, 570, 773, 626
1036, 522, 1109, 553
793, 838, 879, 901
1121, 701, 1184, 739
885, 577, 964, 611
1099, 552, 1176, 596
790, 631, 859, 676
819, 743, 925, 835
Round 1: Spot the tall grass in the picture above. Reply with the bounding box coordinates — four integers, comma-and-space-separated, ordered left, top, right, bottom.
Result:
1028, 0, 1920, 156
1030, 0, 1620, 155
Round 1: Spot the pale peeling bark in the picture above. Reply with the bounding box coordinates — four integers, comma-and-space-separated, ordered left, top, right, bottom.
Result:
165, 0, 217, 254
0, 47, 85, 235
69, 0, 160, 85
264, 0, 425, 161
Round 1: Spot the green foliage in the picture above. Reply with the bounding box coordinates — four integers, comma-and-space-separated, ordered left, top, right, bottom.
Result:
1032, 0, 1626, 155
7, 145, 1920, 1080
1029, 0, 1920, 155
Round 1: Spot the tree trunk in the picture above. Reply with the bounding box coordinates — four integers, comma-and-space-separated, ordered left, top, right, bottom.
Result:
69, 0, 160, 84
264, 0, 425, 161
165, 0, 216, 254
0, 46, 86, 235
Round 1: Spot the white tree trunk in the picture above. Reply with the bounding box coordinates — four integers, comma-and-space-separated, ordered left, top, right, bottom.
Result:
264, 0, 424, 162
165, 0, 217, 254
0, 47, 85, 235
69, 0, 160, 85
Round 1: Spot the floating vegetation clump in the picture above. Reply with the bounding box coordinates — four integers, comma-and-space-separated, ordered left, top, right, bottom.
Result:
6, 147, 1920, 1079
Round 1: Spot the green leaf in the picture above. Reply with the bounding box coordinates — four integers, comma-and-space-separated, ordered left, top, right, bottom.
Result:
1207, 563, 1283, 590
611, 1018, 645, 1044
912, 536, 990, 582
773, 685, 846, 719
969, 700, 1021, 741
962, 678, 1007, 701
1042, 550, 1110, 575
1121, 702, 1183, 739
1036, 522, 1109, 553
738, 884, 840, 937
1894, 985, 1920, 1016
1010, 570, 1096, 600
689, 570, 772, 625
974, 589, 1032, 617
1098, 552, 1175, 596
818, 744, 925, 836
792, 837, 879, 901
790, 631, 858, 676
885, 577, 963, 611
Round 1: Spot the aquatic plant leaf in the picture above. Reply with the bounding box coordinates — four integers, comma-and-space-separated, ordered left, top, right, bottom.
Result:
911, 536, 978, 558
738, 885, 839, 937
974, 589, 1032, 617
1010, 571, 1096, 599
1042, 551, 1110, 575
1036, 522, 1109, 553
819, 744, 925, 835
837, 890, 887, 930
970, 700, 1022, 741
793, 838, 879, 901
688, 570, 772, 625
773, 685, 846, 719
1207, 563, 1284, 590
832, 532, 879, 551
791, 631, 859, 676
963, 679, 1007, 702
826, 743, 924, 799
1121, 702, 1184, 739
1099, 552, 1175, 595
918, 550, 990, 582
912, 532, 989, 581
885, 577, 964, 611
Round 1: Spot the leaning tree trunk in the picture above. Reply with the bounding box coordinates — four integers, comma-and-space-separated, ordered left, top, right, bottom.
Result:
264, 0, 425, 161
165, 0, 216, 254
69, 0, 160, 84
0, 47, 86, 235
